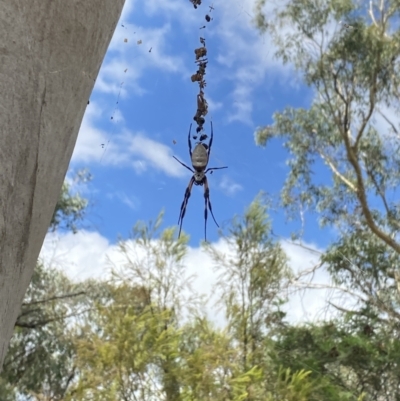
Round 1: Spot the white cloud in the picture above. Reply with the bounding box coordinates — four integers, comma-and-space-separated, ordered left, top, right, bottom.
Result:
39, 229, 355, 327
39, 231, 111, 282
132, 160, 147, 174
143, 0, 193, 17
39, 230, 225, 325
95, 66, 134, 97
76, 0, 311, 172
72, 108, 187, 178
71, 102, 131, 166
127, 133, 187, 177
98, 22, 188, 96
100, 0, 298, 126
219, 175, 243, 196
373, 103, 400, 139
106, 191, 140, 211
206, 95, 223, 114
119, 0, 137, 23
210, 0, 347, 125
211, 0, 291, 125
281, 240, 362, 323
280, 241, 331, 323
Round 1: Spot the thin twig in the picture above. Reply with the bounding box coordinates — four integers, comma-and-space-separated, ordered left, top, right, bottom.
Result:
369, 0, 379, 27
22, 291, 86, 306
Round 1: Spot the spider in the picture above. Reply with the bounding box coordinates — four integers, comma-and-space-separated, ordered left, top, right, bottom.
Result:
173, 122, 227, 241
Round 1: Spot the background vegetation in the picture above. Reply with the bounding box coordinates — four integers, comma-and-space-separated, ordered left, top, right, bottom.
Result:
2, 0, 400, 399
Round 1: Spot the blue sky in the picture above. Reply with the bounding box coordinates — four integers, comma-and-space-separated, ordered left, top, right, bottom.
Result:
70, 0, 332, 246
39, 0, 389, 325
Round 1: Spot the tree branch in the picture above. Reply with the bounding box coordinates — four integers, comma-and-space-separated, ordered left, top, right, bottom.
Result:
317, 149, 357, 192
376, 107, 400, 137
22, 291, 86, 307
344, 132, 400, 253
369, 0, 379, 28
15, 307, 94, 329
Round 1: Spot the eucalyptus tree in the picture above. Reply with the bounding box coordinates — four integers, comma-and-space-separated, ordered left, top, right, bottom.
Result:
203, 196, 300, 401
205, 196, 291, 371
255, 0, 400, 251
254, 0, 400, 397
269, 311, 400, 400
70, 212, 323, 401
72, 282, 183, 401
71, 215, 196, 401
1, 264, 95, 401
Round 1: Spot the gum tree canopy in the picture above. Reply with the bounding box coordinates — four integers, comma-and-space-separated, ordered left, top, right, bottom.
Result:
0, 0, 125, 371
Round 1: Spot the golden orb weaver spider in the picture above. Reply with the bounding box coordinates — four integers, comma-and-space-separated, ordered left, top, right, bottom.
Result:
173, 122, 227, 241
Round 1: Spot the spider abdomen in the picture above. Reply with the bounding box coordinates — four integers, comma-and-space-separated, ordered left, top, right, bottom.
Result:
191, 143, 208, 170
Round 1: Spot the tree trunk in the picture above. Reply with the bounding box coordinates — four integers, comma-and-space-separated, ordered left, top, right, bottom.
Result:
0, 0, 125, 371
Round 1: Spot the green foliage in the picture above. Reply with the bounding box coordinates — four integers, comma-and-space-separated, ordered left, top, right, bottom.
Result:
7, 0, 400, 398
254, 0, 400, 253
73, 292, 182, 401
71, 216, 193, 401
179, 319, 236, 400
0, 170, 94, 400
2, 203, 358, 401
66, 211, 322, 401
322, 229, 400, 315
112, 210, 196, 318
0, 263, 102, 401
50, 169, 92, 233
229, 365, 264, 401
205, 194, 291, 370
253, 0, 400, 398
269, 319, 400, 400
9, 160, 398, 400
265, 367, 320, 401
0, 378, 16, 401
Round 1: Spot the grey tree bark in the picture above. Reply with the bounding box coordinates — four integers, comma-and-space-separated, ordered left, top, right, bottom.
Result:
0, 0, 125, 371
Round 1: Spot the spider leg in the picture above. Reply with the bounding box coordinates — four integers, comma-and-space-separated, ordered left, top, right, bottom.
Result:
188, 123, 193, 158
208, 121, 214, 159
173, 156, 194, 173
205, 166, 228, 173
203, 175, 219, 242
178, 176, 195, 238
